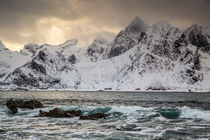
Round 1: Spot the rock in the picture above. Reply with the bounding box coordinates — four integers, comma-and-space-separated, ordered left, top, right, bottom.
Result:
67, 110, 81, 117
6, 99, 18, 114
79, 113, 108, 120
68, 54, 76, 64
11, 68, 39, 87
30, 60, 46, 75
6, 99, 44, 114
153, 138, 165, 140
38, 108, 82, 118
21, 100, 44, 109
0, 129, 6, 133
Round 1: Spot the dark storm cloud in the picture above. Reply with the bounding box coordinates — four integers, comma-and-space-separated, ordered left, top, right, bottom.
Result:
76, 0, 210, 27
0, 0, 209, 50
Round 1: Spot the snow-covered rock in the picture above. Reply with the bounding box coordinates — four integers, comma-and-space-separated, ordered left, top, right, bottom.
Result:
183, 24, 210, 53
0, 41, 32, 82
103, 16, 147, 58
87, 37, 108, 62
4, 49, 81, 89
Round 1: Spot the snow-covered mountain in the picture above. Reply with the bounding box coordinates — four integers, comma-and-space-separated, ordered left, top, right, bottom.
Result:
0, 41, 33, 82
0, 17, 210, 91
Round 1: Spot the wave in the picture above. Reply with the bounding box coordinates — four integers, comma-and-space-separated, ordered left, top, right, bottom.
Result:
180, 106, 210, 121
1, 105, 210, 122
1, 105, 210, 139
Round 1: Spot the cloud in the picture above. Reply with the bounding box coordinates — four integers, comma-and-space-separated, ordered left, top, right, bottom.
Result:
0, 0, 209, 51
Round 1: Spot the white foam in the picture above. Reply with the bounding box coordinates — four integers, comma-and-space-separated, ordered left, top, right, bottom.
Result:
180, 106, 210, 121
110, 106, 154, 114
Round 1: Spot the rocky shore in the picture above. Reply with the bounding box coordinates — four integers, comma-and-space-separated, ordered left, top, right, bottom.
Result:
6, 99, 108, 120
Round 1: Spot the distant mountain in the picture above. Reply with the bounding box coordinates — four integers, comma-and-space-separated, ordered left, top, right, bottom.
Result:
0, 17, 210, 91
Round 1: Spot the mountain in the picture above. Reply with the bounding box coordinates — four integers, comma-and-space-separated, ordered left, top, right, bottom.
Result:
0, 41, 33, 82
182, 24, 210, 53
0, 17, 210, 91
102, 16, 147, 59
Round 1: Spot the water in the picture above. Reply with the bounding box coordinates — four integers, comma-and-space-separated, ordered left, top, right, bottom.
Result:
0, 91, 210, 140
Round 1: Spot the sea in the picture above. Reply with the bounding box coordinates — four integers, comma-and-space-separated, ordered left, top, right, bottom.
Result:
0, 91, 210, 140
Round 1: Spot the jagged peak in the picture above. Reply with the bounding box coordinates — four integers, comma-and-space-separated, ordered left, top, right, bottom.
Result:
62, 39, 78, 46
24, 43, 39, 49
190, 24, 203, 29
185, 24, 203, 34
152, 20, 174, 31
131, 16, 144, 25
184, 24, 210, 35
125, 16, 147, 34
93, 37, 108, 44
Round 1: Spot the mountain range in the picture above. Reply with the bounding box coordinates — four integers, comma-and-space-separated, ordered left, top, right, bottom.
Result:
0, 16, 210, 91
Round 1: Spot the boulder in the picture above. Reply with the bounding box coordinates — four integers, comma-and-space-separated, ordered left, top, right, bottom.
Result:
21, 100, 44, 109
6, 100, 18, 114
0, 129, 6, 133
79, 113, 108, 120
153, 138, 165, 140
38, 108, 107, 120
38, 108, 82, 118
6, 99, 44, 114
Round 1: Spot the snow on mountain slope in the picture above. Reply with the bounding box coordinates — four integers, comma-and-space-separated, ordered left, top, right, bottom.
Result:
0, 16, 210, 91
3, 49, 81, 89
102, 16, 148, 59
183, 24, 210, 53
87, 37, 109, 62
0, 41, 32, 82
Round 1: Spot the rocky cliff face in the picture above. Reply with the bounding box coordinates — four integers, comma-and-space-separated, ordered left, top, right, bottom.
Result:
103, 17, 147, 59
0, 17, 210, 91
182, 24, 210, 53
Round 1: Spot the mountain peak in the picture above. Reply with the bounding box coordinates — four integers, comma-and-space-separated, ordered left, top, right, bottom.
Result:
93, 37, 108, 44
131, 16, 144, 25
62, 39, 78, 46
152, 21, 173, 31
186, 24, 203, 33
185, 24, 210, 37
125, 16, 147, 34
191, 24, 203, 29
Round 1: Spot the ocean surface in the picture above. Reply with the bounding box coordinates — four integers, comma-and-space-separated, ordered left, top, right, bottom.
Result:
0, 91, 210, 140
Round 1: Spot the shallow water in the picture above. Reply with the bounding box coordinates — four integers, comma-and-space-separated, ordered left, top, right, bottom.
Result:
0, 91, 210, 140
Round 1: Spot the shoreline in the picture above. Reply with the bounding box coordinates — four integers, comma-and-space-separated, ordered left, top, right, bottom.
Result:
0, 89, 210, 94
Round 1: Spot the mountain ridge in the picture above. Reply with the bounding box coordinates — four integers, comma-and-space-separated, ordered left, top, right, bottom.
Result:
0, 16, 210, 91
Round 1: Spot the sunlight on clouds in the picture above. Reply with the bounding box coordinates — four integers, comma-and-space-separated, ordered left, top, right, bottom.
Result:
3, 17, 120, 51
34, 17, 118, 47
3, 42, 23, 52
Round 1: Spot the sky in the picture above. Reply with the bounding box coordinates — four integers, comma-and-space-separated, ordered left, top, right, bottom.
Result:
0, 0, 210, 51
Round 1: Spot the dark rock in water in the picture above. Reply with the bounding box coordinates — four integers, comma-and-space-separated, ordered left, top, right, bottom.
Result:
79, 113, 108, 120
0, 129, 6, 133
6, 100, 18, 114
6, 99, 44, 114
21, 100, 44, 109
38, 108, 82, 118
153, 138, 165, 140
67, 110, 82, 117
